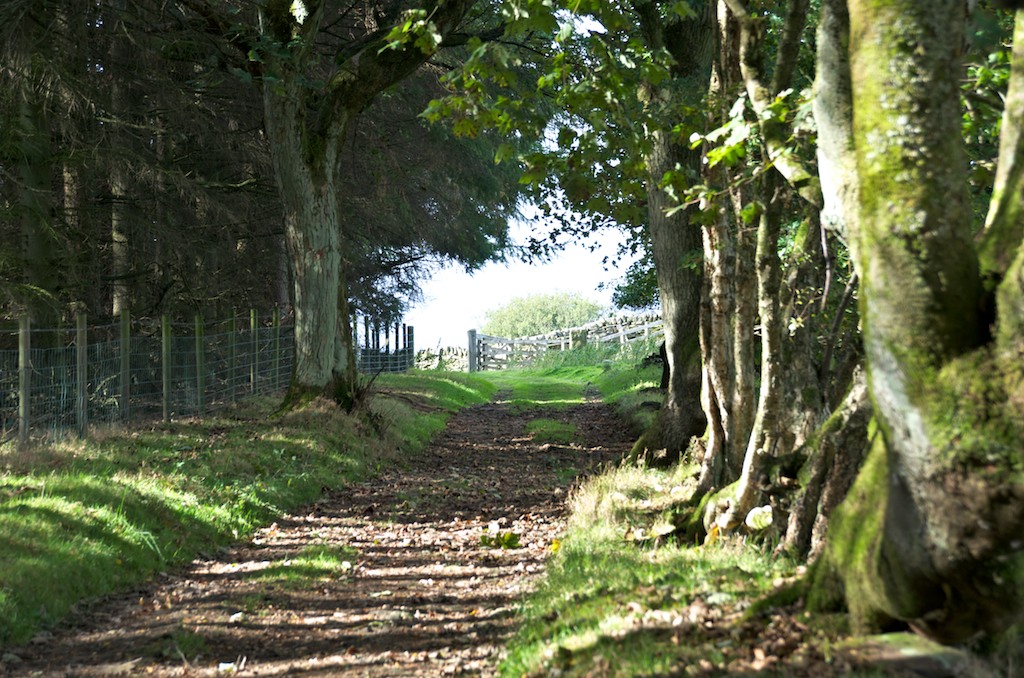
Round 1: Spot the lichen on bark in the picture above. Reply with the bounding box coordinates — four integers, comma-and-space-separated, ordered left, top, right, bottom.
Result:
813, 0, 1024, 643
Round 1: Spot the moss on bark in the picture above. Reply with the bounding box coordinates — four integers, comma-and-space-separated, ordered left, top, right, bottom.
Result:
807, 425, 894, 632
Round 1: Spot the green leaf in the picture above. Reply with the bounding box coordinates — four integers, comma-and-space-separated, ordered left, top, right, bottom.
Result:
494, 143, 515, 163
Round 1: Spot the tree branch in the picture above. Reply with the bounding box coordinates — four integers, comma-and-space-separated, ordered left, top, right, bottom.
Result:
722, 0, 822, 207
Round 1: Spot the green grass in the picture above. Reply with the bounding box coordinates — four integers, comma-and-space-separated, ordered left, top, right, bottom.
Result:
529, 336, 663, 371
371, 371, 497, 447
246, 543, 358, 589
525, 418, 579, 445
591, 361, 664, 435
482, 366, 603, 409
0, 371, 491, 647
488, 347, 664, 431
500, 464, 804, 677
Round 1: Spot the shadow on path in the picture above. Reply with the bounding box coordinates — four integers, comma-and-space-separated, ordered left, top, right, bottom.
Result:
6, 395, 634, 676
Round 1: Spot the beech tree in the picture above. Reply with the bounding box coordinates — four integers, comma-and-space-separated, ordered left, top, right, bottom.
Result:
809, 0, 1024, 643
169, 0, 518, 408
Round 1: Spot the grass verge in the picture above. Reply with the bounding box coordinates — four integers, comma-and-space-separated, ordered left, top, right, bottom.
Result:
497, 360, 1022, 676
0, 370, 493, 647
499, 463, 833, 677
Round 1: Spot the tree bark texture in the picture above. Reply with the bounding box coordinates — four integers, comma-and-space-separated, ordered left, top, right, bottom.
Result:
630, 1, 714, 463
256, 0, 475, 406
707, 172, 786, 531
643, 128, 706, 459
813, 0, 1024, 643
813, 0, 860, 257
699, 1, 836, 515
782, 367, 871, 561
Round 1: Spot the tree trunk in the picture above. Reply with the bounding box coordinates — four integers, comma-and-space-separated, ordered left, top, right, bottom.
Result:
698, 202, 736, 487
17, 83, 59, 324
637, 127, 705, 461
812, 0, 1024, 643
706, 173, 786, 530
782, 367, 871, 560
630, 1, 714, 464
251, 0, 475, 409
813, 0, 859, 255
262, 76, 358, 407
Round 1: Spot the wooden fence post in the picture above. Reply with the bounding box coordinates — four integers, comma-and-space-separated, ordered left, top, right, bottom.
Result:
405, 326, 415, 370
468, 329, 478, 373
76, 313, 87, 436
250, 309, 258, 392
120, 311, 130, 421
195, 314, 205, 413
162, 315, 171, 421
272, 308, 281, 390
18, 316, 30, 447
228, 314, 237, 403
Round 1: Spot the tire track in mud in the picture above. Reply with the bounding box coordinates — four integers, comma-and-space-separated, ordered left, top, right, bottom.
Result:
5, 396, 634, 676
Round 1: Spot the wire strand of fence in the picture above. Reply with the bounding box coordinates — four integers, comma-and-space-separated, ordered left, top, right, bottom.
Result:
0, 310, 298, 444
2, 312, 419, 445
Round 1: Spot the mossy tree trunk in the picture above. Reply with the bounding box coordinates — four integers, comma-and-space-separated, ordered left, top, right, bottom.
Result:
254, 0, 474, 409
812, 1, 1024, 643
629, 1, 714, 464
782, 367, 871, 560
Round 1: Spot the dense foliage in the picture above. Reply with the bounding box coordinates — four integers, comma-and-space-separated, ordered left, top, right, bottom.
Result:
482, 291, 604, 338
0, 1, 523, 328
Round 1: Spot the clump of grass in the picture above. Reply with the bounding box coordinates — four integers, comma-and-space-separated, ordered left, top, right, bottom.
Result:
147, 625, 208, 662
525, 418, 579, 445
592, 362, 664, 434
247, 543, 358, 589
0, 372, 491, 647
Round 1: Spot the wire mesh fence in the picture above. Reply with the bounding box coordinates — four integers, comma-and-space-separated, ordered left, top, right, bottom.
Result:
0, 311, 293, 444
1, 311, 419, 445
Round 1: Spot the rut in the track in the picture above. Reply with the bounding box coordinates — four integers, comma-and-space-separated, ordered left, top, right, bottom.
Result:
5, 397, 634, 677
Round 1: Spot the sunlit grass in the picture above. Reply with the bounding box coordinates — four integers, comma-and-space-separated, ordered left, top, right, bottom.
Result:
500, 464, 800, 677
524, 418, 579, 445
0, 371, 492, 647
481, 367, 602, 408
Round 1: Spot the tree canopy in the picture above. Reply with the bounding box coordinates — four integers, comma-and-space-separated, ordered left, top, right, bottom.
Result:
482, 291, 605, 338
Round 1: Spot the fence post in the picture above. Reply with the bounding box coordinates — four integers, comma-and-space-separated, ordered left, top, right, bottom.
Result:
76, 313, 87, 436
18, 316, 30, 447
406, 325, 415, 370
250, 309, 258, 393
162, 315, 171, 421
228, 314, 237, 403
468, 329, 478, 373
272, 308, 281, 390
195, 314, 205, 413
120, 310, 130, 421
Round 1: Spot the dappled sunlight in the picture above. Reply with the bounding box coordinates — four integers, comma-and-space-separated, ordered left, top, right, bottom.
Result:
2, 379, 634, 675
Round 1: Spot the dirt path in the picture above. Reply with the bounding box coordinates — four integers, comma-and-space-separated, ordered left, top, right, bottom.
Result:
6, 396, 634, 676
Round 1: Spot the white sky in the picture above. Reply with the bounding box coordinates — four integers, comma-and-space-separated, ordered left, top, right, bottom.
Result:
405, 221, 638, 350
